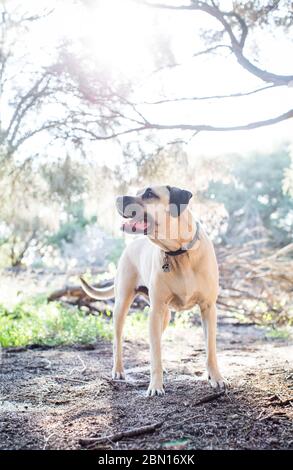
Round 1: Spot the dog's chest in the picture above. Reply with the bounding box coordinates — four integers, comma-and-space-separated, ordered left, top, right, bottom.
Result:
167, 271, 201, 311
169, 292, 200, 310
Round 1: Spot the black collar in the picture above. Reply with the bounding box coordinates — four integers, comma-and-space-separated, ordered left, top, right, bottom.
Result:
165, 221, 201, 256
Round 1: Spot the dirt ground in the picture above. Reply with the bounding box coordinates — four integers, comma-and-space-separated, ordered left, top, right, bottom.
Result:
1, 320, 293, 450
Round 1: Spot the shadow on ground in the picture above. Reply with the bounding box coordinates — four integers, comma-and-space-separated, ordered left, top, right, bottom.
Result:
1, 324, 292, 450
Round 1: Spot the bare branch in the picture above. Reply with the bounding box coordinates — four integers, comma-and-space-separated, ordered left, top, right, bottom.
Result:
138, 1, 293, 85
5, 72, 51, 138
11, 120, 68, 152
7, 79, 54, 148
70, 109, 293, 141
150, 44, 231, 76
141, 84, 279, 105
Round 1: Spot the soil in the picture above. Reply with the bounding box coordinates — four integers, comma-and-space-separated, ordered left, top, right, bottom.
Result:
1, 321, 292, 450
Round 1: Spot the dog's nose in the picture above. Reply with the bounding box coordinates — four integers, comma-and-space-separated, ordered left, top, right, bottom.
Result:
116, 196, 124, 214
116, 196, 136, 216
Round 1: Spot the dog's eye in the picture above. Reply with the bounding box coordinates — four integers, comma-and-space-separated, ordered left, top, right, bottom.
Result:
142, 188, 156, 200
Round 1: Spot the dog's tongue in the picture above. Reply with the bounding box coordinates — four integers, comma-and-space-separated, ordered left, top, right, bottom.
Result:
123, 220, 147, 232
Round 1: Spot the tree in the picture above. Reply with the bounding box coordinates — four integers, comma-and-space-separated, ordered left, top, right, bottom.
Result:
0, 158, 57, 266
2, 1, 292, 151
0, 5, 63, 158
203, 147, 293, 245
65, 0, 293, 141
0, 2, 130, 160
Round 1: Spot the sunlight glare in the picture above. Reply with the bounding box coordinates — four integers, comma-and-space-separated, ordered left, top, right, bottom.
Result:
84, 0, 154, 76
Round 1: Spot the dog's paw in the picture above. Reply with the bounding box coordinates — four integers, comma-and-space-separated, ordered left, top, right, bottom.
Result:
112, 370, 125, 380
146, 384, 165, 397
208, 374, 227, 390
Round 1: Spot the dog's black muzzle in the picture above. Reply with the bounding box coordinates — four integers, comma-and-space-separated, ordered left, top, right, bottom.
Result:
116, 196, 141, 218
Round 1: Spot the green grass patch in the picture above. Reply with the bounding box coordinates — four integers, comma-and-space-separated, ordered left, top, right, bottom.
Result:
0, 296, 112, 348
265, 327, 291, 340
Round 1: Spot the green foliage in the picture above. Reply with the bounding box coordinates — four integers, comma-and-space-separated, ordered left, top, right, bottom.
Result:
0, 296, 153, 348
204, 148, 293, 244
0, 297, 112, 348
47, 202, 96, 247
124, 309, 148, 339
107, 238, 126, 264
265, 327, 291, 340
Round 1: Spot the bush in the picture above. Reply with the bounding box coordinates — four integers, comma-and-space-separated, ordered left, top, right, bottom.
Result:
0, 297, 112, 348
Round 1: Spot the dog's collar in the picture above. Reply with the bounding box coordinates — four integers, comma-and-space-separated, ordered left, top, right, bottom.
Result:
164, 221, 201, 257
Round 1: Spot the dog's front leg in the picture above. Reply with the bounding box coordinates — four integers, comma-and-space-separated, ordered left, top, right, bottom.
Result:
147, 303, 167, 396
200, 303, 226, 389
112, 295, 133, 380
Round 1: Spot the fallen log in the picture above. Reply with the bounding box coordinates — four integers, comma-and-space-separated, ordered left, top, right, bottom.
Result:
48, 279, 113, 302
47, 242, 292, 325
48, 280, 148, 313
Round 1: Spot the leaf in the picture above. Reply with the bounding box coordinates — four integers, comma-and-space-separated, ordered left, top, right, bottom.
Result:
162, 438, 190, 450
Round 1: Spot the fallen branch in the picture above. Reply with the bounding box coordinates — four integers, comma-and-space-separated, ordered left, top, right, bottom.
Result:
164, 391, 226, 431
48, 280, 147, 312
47, 241, 292, 326
102, 375, 150, 388
79, 421, 163, 447
79, 390, 226, 448
278, 398, 293, 407
53, 375, 89, 384
258, 410, 288, 421
192, 390, 226, 406
48, 280, 113, 302
265, 395, 293, 407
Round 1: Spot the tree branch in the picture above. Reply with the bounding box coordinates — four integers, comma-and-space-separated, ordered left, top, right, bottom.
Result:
5, 72, 51, 139
11, 120, 68, 152
139, 1, 293, 85
141, 84, 279, 105
150, 44, 231, 76
71, 109, 293, 141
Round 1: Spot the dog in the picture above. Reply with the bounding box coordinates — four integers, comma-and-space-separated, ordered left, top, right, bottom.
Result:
80, 185, 225, 396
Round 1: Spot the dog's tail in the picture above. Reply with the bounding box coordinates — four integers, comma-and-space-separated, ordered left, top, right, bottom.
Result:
80, 277, 115, 300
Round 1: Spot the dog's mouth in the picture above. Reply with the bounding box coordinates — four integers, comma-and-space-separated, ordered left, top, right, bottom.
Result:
116, 196, 153, 235
121, 213, 151, 234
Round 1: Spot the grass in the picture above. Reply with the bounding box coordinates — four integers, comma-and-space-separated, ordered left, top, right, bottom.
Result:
2, 294, 290, 349
0, 295, 154, 348
0, 296, 112, 348
0, 294, 187, 348
265, 327, 291, 340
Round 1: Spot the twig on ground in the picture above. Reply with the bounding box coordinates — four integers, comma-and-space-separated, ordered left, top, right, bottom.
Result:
264, 394, 293, 406
258, 410, 287, 421
279, 398, 293, 406
192, 390, 226, 407
79, 390, 226, 448
79, 421, 163, 448
53, 375, 89, 384
69, 354, 87, 375
101, 375, 150, 388
43, 432, 58, 450
164, 391, 226, 430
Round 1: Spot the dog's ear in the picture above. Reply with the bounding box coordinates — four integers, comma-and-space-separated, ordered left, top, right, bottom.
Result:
167, 186, 193, 217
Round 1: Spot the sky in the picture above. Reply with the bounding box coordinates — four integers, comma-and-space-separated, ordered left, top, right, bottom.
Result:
4, 0, 293, 165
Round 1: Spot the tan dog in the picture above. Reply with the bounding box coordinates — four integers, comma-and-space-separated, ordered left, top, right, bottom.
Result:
81, 185, 225, 396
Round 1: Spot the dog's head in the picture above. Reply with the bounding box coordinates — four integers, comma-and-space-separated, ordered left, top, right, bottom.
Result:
116, 185, 193, 238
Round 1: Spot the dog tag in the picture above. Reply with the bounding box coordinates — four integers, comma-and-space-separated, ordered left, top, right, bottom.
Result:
162, 255, 171, 272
